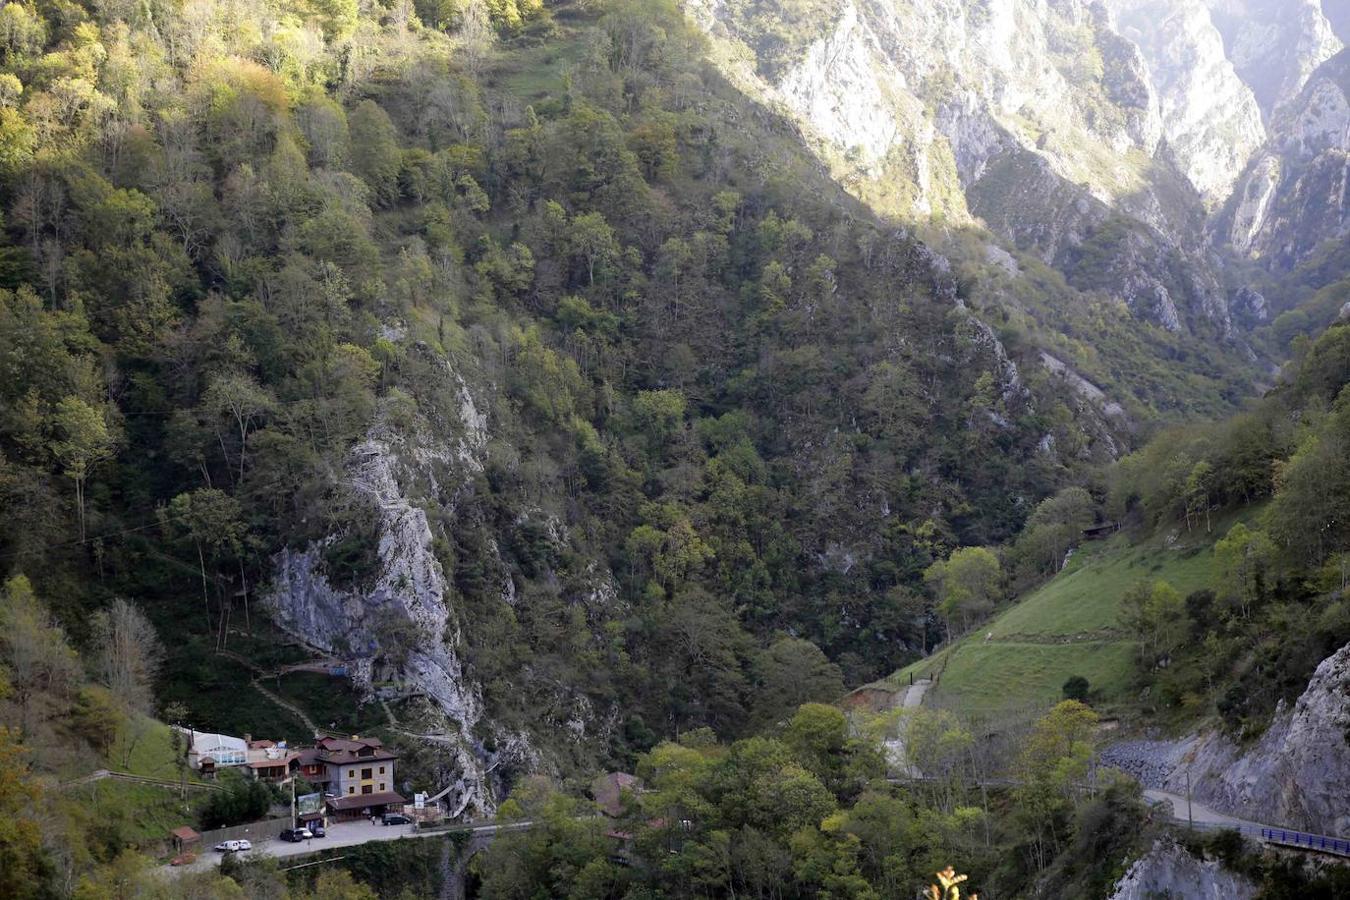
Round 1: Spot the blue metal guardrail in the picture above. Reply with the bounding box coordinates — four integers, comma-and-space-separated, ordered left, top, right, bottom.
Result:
1260, 828, 1350, 857
1158, 810, 1350, 858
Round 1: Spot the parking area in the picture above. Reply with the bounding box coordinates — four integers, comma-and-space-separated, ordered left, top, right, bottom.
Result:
174, 819, 420, 874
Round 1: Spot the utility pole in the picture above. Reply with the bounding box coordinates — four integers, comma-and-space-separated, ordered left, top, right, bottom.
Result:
1182, 744, 1193, 831
291, 775, 297, 827
1186, 767, 1194, 831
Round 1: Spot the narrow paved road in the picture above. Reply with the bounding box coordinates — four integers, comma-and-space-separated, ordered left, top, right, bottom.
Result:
900, 678, 931, 709
167, 818, 531, 876
885, 679, 932, 777
1143, 789, 1264, 830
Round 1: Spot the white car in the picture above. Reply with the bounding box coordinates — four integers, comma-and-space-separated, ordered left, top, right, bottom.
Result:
214, 839, 252, 852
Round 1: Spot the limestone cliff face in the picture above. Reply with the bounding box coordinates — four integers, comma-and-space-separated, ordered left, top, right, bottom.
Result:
689, 0, 1350, 332
265, 359, 518, 818
692, 0, 1163, 218
1220, 50, 1350, 267
1108, 838, 1257, 900
1107, 641, 1350, 837
1205, 0, 1342, 119
1168, 641, 1350, 836
687, 0, 1239, 334
1106, 0, 1266, 205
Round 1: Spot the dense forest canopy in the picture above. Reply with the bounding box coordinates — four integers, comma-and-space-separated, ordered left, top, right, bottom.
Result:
1, 0, 1349, 896
0, 0, 1117, 753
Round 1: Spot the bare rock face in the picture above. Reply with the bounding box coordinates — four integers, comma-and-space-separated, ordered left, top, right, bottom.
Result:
1107, 642, 1350, 837
687, 0, 1246, 335
1176, 641, 1350, 836
1205, 0, 1342, 119
1106, 0, 1267, 205
1220, 49, 1350, 267
1108, 838, 1257, 900
265, 364, 517, 819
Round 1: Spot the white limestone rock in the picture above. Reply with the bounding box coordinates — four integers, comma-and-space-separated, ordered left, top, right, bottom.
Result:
265, 371, 507, 818
1219, 49, 1349, 265
1228, 154, 1282, 254
1108, 838, 1257, 900
1205, 0, 1342, 118
1109, 642, 1350, 837
687, 0, 1240, 333
1106, 0, 1266, 205
1171, 642, 1350, 836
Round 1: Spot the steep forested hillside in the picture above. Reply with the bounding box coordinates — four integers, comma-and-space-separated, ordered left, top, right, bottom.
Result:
0, 0, 1139, 834
0, 0, 1201, 785
0, 0, 1343, 896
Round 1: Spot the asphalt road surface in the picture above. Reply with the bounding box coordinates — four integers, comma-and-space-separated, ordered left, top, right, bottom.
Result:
168, 818, 524, 875
1143, 788, 1263, 829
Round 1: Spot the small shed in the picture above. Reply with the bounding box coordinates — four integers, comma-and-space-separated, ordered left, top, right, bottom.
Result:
1083, 523, 1118, 540
169, 826, 201, 853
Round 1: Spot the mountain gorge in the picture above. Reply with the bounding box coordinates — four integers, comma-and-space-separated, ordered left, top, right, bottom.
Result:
690, 0, 1346, 343
0, 0, 1151, 831
0, 0, 1349, 897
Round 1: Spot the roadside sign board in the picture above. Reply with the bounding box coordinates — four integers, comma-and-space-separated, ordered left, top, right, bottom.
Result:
297, 792, 323, 817
414, 793, 426, 809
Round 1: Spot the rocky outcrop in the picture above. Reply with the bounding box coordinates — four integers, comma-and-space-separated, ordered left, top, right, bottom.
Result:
687, 0, 1248, 335
1204, 0, 1342, 119
1108, 838, 1258, 900
1219, 49, 1350, 267
1105, 641, 1350, 837
265, 365, 515, 819
1106, 0, 1266, 205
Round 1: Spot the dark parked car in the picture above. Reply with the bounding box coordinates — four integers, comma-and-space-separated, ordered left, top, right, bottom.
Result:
381, 813, 411, 826
308, 824, 326, 838
279, 827, 312, 843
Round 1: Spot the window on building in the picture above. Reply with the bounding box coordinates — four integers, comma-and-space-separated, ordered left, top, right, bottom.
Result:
348, 769, 354, 778
361, 768, 372, 780
379, 766, 385, 775
348, 787, 354, 795
379, 783, 386, 791
362, 784, 373, 795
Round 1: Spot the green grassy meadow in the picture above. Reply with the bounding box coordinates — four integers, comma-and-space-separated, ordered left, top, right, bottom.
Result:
887, 516, 1247, 714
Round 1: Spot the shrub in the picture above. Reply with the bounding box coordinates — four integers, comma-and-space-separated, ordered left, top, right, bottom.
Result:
1062, 675, 1090, 702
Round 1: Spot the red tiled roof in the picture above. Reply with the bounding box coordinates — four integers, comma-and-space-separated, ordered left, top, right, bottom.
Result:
171, 826, 201, 841
327, 791, 406, 811
246, 752, 299, 769
317, 736, 384, 752
314, 736, 396, 764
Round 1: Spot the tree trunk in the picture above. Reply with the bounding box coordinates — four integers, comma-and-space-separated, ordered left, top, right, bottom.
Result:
238, 556, 251, 634
238, 417, 249, 483
75, 477, 85, 542
197, 542, 212, 633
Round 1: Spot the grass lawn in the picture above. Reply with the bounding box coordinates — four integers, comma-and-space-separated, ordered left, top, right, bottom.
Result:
79, 780, 203, 845
108, 715, 195, 780
925, 640, 1140, 712
989, 532, 1217, 639
273, 672, 388, 736
883, 513, 1253, 715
